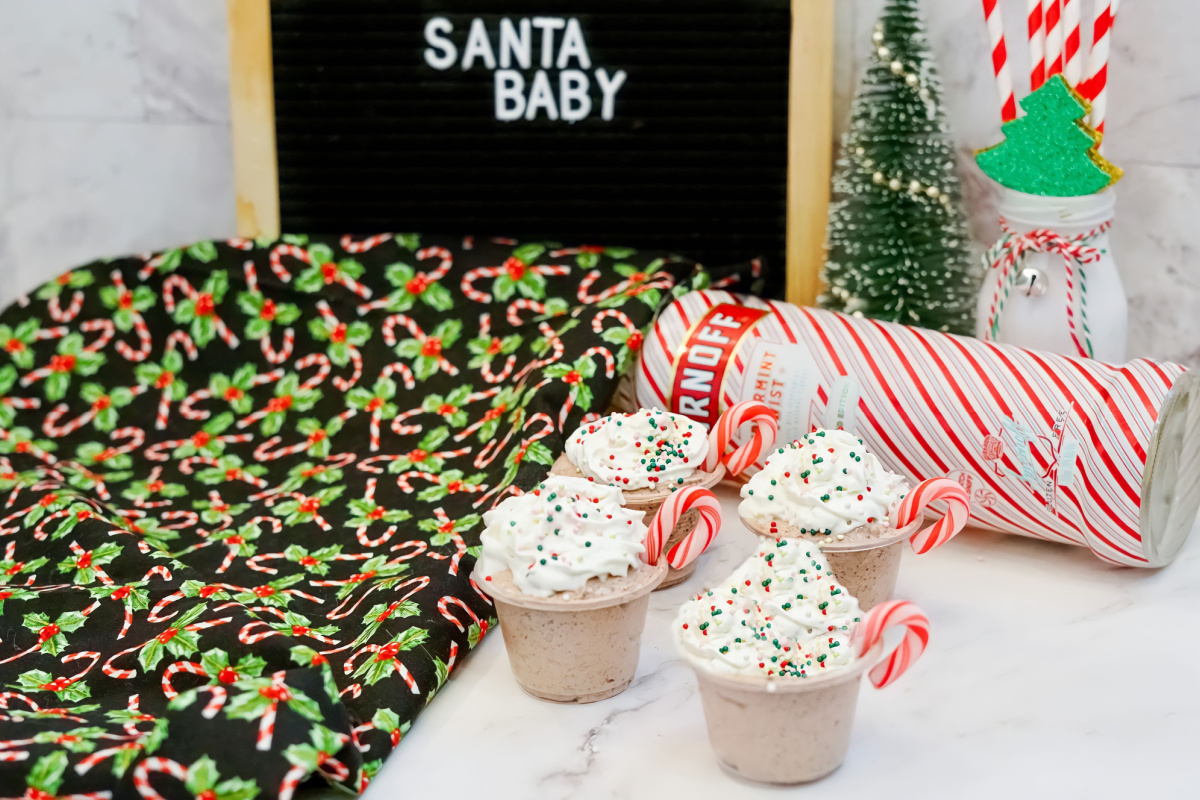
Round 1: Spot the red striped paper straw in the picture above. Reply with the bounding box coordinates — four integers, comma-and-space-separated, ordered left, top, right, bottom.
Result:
982, 0, 1017, 122
1062, 0, 1083, 85
1027, 0, 1046, 90
1082, 0, 1119, 140
1043, 0, 1063, 78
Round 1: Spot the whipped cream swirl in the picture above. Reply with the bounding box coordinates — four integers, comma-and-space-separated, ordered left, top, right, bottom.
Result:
564, 409, 708, 491
475, 476, 648, 597
676, 540, 862, 679
739, 429, 908, 536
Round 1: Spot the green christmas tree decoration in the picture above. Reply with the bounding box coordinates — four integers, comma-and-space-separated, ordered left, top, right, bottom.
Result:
820, 0, 979, 335
975, 74, 1122, 197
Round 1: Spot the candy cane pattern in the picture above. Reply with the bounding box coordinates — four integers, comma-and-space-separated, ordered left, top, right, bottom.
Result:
243, 261, 296, 363
357, 245, 451, 313
382, 314, 459, 377
47, 291, 85, 323
438, 596, 485, 635
637, 290, 1190, 567
853, 599, 930, 689
474, 314, 519, 383
162, 274, 240, 349
891, 478, 972, 554
343, 644, 419, 694
159, 660, 207, 699
575, 269, 672, 305
268, 243, 310, 283
643, 486, 722, 568
340, 233, 393, 253
132, 757, 188, 800
461, 262, 569, 304
422, 507, 468, 575
316, 301, 363, 391
505, 298, 553, 326
703, 400, 777, 476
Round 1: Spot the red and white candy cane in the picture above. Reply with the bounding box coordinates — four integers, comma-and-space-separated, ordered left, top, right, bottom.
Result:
382, 313, 459, 377
703, 401, 777, 476
438, 595, 486, 636
268, 243, 309, 283
506, 299, 553, 326
340, 233, 393, 253
853, 599, 930, 689
643, 486, 722, 569
133, 756, 187, 800
243, 261, 295, 363
891, 477, 971, 555
160, 660, 207, 699
46, 293, 84, 324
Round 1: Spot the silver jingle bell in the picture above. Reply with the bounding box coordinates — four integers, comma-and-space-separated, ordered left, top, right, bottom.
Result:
1015, 267, 1048, 297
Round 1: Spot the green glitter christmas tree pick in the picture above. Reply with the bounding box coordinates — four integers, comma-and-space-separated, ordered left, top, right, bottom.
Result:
975, 74, 1122, 197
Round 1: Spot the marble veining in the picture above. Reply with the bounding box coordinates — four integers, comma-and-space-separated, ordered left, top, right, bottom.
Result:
369, 487, 1200, 798
0, 0, 1196, 366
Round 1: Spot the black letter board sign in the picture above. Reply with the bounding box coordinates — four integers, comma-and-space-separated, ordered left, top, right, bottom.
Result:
268, 0, 791, 295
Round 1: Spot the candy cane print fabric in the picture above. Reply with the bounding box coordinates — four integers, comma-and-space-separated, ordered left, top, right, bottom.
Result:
0, 234, 735, 797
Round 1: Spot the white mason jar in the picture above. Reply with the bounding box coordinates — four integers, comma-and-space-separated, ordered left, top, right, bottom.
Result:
975, 187, 1127, 363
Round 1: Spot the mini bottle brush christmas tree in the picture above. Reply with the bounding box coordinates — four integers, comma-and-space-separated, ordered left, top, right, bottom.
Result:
821, 0, 979, 335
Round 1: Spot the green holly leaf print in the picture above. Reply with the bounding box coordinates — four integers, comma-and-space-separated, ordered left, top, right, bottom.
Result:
209, 364, 258, 414
12, 669, 92, 703
26, 751, 69, 796
468, 618, 496, 648
187, 240, 219, 262
56, 541, 122, 584
100, 283, 157, 331
353, 628, 429, 685
233, 574, 304, 608
283, 543, 343, 576
23, 610, 87, 655
0, 320, 39, 369
36, 270, 94, 300
238, 290, 301, 340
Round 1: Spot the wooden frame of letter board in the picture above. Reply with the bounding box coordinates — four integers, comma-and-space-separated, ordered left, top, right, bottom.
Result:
226, 0, 834, 306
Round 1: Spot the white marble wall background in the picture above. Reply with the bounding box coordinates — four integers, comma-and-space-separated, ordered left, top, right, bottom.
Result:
0, 0, 1195, 366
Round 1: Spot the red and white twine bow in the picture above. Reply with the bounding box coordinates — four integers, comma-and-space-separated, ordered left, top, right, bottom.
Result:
984, 219, 1111, 359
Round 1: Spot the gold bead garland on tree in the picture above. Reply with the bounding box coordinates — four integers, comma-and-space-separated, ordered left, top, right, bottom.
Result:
858, 22, 952, 208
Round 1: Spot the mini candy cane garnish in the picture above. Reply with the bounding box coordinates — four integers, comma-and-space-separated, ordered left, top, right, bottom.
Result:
643, 486, 722, 569
853, 599, 929, 689
890, 477, 971, 555
703, 401, 777, 476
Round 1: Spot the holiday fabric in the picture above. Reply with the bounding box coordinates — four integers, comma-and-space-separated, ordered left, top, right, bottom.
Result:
0, 234, 726, 798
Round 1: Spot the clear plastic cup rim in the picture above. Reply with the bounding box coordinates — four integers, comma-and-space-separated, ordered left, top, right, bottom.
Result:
472, 561, 668, 612
681, 640, 885, 694
739, 513, 924, 553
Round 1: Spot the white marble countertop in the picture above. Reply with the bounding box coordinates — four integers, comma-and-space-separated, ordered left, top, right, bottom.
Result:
369, 486, 1200, 798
